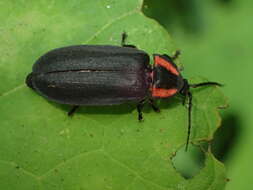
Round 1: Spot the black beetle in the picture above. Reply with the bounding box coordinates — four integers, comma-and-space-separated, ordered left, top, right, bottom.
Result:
26, 33, 221, 150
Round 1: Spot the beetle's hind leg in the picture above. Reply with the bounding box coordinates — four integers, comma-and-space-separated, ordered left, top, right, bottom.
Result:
68, 105, 79, 116
149, 99, 160, 113
137, 99, 146, 121
121, 32, 136, 48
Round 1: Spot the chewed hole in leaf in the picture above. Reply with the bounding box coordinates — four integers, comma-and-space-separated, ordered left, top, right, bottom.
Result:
171, 144, 205, 179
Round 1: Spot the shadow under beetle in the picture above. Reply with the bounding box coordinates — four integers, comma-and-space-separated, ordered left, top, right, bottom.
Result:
26, 33, 222, 150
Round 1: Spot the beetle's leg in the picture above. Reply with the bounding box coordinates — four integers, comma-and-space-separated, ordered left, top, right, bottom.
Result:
121, 32, 127, 46
149, 99, 160, 113
121, 32, 136, 48
68, 106, 79, 116
182, 95, 187, 106
137, 99, 146, 121
172, 50, 181, 60
171, 50, 184, 71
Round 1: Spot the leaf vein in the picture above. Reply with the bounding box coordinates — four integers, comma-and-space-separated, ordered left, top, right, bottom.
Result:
124, 152, 159, 190
102, 151, 167, 190
0, 84, 25, 98
84, 10, 138, 44
0, 159, 39, 180
39, 148, 102, 179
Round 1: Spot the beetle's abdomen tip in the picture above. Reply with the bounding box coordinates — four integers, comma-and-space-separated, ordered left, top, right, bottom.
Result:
25, 73, 34, 89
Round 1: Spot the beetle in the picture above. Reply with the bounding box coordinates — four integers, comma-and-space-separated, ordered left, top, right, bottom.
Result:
26, 33, 221, 150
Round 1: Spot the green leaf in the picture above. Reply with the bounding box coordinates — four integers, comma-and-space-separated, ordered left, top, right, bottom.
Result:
0, 0, 228, 189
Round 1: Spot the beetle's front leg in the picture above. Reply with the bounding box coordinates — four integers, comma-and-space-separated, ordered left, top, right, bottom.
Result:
171, 50, 181, 60
149, 99, 160, 113
182, 95, 187, 106
68, 105, 79, 116
171, 50, 184, 71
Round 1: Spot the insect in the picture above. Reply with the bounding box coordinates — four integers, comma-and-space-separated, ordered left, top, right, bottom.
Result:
26, 33, 221, 150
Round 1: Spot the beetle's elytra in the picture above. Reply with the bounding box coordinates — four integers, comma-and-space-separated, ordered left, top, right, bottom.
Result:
26, 33, 221, 150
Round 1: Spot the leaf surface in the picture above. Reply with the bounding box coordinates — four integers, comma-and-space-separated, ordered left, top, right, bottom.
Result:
0, 0, 227, 189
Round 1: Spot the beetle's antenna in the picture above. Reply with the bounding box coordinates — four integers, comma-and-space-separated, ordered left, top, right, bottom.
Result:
185, 91, 192, 151
185, 81, 222, 151
190, 82, 222, 88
